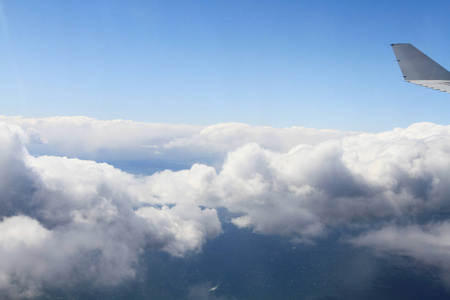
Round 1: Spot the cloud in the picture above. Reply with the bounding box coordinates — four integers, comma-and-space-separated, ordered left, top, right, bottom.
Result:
209, 122, 450, 239
0, 116, 354, 169
164, 121, 355, 154
141, 122, 450, 242
0, 115, 201, 160
2, 117, 450, 295
0, 122, 221, 298
0, 216, 52, 298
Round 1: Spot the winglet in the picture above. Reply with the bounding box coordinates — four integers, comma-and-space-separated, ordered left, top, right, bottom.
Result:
391, 43, 450, 93
391, 43, 450, 80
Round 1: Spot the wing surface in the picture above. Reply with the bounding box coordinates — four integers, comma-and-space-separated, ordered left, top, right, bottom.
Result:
391, 43, 450, 93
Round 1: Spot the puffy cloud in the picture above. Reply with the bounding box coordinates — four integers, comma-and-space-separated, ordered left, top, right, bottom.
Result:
136, 205, 221, 256
210, 122, 450, 239
2, 117, 450, 295
132, 120, 450, 271
141, 122, 450, 242
0, 216, 52, 298
0, 122, 221, 298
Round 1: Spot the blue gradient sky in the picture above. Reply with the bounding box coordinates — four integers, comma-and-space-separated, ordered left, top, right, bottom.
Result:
1, 0, 450, 131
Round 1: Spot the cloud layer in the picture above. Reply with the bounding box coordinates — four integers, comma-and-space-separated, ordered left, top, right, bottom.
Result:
1, 117, 450, 296
0, 115, 355, 168
0, 122, 221, 298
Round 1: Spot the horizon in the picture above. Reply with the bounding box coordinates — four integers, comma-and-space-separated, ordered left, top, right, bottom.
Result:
1, 0, 450, 131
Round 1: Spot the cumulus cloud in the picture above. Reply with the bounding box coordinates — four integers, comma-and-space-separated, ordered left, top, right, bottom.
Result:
141, 122, 450, 242
0, 122, 221, 298
217, 122, 450, 236
2, 117, 450, 295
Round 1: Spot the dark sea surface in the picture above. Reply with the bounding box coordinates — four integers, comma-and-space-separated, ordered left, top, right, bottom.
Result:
38, 221, 448, 300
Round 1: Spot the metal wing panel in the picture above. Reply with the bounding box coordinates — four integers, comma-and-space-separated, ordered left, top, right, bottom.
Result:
408, 80, 450, 93
392, 43, 450, 81
392, 43, 450, 94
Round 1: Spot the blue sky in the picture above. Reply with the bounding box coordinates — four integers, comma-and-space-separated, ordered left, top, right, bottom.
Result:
1, 0, 450, 131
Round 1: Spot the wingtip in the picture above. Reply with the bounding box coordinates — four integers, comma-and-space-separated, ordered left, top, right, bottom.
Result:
391, 43, 413, 46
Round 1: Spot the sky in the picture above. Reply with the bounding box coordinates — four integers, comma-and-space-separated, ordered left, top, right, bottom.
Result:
1, 0, 450, 131
2, 1, 450, 299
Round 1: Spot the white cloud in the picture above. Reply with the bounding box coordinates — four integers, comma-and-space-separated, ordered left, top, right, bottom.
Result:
0, 122, 221, 298
208, 122, 450, 238
136, 204, 221, 256
2, 117, 450, 294
0, 216, 52, 298
0, 116, 354, 168
0, 115, 201, 160
165, 122, 355, 154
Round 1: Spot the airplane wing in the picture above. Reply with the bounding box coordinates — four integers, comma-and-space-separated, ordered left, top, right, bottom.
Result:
391, 43, 450, 93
